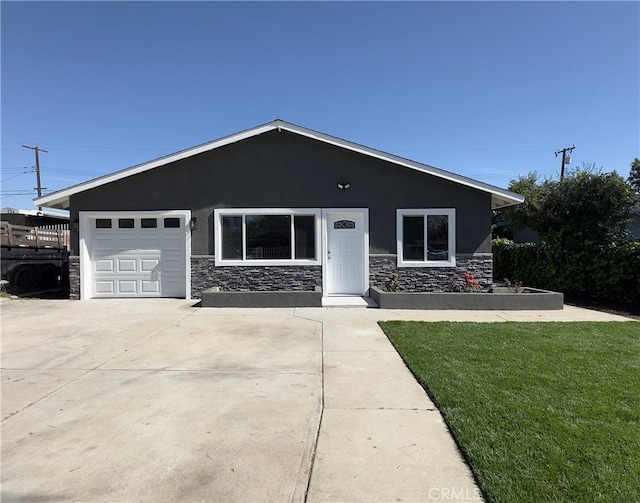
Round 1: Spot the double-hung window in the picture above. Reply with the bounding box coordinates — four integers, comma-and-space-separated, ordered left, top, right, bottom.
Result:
214, 209, 321, 266
396, 209, 456, 267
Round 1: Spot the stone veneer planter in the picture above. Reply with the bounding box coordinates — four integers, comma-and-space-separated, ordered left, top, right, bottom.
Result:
201, 287, 323, 308
370, 286, 564, 310
191, 256, 321, 299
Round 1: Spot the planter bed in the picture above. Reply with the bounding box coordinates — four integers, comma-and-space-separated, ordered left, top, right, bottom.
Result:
370, 286, 564, 310
201, 287, 323, 308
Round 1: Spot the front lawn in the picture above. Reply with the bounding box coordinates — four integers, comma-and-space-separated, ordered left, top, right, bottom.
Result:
379, 321, 640, 503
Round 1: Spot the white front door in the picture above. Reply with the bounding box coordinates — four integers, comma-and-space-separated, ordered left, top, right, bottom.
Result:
325, 210, 368, 296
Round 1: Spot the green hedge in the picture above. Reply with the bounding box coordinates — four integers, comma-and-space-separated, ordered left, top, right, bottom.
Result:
493, 239, 640, 304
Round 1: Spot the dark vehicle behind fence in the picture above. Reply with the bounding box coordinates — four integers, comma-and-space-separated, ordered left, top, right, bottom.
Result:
1, 221, 70, 293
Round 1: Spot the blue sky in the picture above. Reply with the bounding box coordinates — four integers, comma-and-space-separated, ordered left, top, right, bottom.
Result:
2, 1, 639, 213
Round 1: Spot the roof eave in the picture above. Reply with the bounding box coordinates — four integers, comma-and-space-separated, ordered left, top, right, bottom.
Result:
271, 120, 525, 208
34, 195, 70, 210
491, 193, 525, 210
34, 119, 525, 210
34, 121, 279, 210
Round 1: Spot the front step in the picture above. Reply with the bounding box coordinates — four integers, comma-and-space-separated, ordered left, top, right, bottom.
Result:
321, 296, 378, 308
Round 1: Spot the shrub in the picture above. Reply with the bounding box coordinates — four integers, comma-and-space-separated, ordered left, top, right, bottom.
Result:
493, 239, 640, 304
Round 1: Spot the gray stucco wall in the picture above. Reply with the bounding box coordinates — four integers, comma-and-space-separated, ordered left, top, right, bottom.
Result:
69, 130, 492, 256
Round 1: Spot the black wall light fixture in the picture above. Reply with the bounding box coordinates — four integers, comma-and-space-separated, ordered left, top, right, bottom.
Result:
189, 217, 197, 230
337, 182, 350, 190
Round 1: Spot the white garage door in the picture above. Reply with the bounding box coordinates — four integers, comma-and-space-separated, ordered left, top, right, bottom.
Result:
88, 214, 188, 298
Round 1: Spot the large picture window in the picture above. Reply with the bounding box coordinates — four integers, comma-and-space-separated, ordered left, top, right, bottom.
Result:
396, 209, 455, 267
215, 209, 320, 266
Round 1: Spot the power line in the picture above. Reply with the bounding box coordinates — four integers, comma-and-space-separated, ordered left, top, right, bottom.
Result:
44, 167, 105, 175
3, 166, 102, 176
0, 190, 37, 195
0, 189, 57, 195
1, 173, 31, 183
2, 166, 34, 172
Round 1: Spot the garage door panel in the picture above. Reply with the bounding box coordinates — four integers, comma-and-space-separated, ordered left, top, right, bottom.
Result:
95, 259, 115, 272
139, 236, 164, 249
159, 279, 183, 297
161, 257, 185, 273
141, 281, 161, 294
93, 279, 163, 297
118, 281, 138, 294
93, 241, 120, 255
103, 236, 138, 252
95, 281, 116, 294
89, 214, 187, 299
160, 236, 184, 247
140, 259, 160, 272
117, 259, 137, 272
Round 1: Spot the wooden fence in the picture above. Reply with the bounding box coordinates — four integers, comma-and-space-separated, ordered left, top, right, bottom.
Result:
0, 222, 70, 250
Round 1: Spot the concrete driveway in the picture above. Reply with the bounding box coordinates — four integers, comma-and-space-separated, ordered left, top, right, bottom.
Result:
1, 299, 322, 502
2, 298, 631, 503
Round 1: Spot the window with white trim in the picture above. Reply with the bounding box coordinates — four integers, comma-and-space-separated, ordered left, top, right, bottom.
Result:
396, 209, 456, 267
214, 209, 321, 266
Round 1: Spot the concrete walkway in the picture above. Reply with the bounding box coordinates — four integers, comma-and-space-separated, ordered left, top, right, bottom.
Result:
298, 305, 633, 502
300, 308, 480, 502
1, 298, 633, 502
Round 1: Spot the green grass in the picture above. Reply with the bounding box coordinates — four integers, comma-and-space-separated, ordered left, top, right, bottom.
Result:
379, 321, 640, 503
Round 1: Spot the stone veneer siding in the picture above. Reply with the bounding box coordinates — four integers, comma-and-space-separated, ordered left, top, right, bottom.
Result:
71, 253, 491, 300
69, 255, 80, 300
369, 254, 493, 292
191, 256, 322, 299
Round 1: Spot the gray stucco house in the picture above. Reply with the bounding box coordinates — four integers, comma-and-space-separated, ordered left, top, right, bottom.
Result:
35, 120, 523, 304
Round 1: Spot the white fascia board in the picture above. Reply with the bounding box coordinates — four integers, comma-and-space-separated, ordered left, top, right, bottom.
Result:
35, 119, 524, 210
491, 193, 526, 209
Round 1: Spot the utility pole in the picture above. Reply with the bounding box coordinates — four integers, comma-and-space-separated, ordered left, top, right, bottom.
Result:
555, 145, 575, 180
22, 144, 48, 212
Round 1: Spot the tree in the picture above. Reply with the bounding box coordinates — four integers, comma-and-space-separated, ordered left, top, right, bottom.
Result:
498, 165, 635, 247
537, 167, 634, 246
496, 172, 544, 235
629, 157, 640, 194
493, 165, 639, 303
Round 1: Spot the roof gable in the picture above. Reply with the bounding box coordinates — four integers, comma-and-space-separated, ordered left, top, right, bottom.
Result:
35, 119, 524, 210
